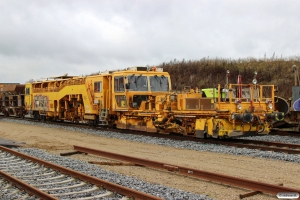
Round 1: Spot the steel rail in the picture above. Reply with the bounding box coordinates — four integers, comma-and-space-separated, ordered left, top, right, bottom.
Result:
211, 141, 300, 154
163, 136, 300, 154
0, 145, 162, 200
270, 130, 300, 137
0, 169, 58, 200
158, 135, 300, 154
229, 138, 300, 149
73, 145, 300, 196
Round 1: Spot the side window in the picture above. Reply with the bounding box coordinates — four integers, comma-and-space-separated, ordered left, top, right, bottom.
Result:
114, 76, 125, 92
94, 81, 102, 92
25, 88, 30, 95
115, 95, 127, 107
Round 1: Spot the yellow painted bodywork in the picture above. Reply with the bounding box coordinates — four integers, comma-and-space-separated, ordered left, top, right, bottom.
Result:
25, 75, 110, 122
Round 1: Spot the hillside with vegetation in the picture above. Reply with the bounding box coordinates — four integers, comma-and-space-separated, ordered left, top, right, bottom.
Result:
158, 57, 300, 99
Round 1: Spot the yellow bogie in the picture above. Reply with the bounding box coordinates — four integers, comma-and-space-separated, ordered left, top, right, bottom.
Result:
195, 117, 271, 138
115, 115, 157, 132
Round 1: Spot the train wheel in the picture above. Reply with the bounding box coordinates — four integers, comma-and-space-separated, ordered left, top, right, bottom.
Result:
212, 128, 219, 138
93, 120, 98, 127
205, 133, 212, 138
195, 130, 205, 138
34, 113, 41, 121
257, 124, 265, 133
74, 118, 79, 124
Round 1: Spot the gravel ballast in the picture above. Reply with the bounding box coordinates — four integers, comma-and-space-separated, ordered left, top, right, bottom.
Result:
15, 148, 212, 200
0, 118, 298, 200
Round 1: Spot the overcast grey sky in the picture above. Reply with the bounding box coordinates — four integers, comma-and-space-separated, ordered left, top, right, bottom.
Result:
1, 0, 299, 83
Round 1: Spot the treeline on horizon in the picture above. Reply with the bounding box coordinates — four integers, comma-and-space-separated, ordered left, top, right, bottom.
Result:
157, 56, 300, 99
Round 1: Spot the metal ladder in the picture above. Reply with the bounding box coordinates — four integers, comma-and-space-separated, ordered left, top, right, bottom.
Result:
99, 108, 109, 125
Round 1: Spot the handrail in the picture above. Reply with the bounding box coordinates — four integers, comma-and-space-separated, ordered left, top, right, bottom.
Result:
32, 78, 86, 93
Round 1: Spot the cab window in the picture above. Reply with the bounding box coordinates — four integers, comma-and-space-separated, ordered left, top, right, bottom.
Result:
115, 95, 127, 107
150, 75, 169, 91
94, 81, 102, 92
114, 76, 125, 92
127, 75, 148, 91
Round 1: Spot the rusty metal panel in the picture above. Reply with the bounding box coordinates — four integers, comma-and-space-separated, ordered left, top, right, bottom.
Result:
18, 99, 22, 107
2, 98, 5, 106
2, 84, 25, 94
199, 98, 215, 110
185, 98, 200, 110
33, 95, 49, 111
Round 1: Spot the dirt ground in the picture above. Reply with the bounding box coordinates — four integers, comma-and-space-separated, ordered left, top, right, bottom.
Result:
0, 120, 299, 200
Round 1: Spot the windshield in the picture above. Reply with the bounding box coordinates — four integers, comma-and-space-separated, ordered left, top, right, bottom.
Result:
127, 75, 148, 91
150, 75, 169, 91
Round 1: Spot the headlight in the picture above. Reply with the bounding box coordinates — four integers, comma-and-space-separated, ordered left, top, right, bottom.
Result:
237, 104, 242, 110
268, 103, 273, 109
252, 79, 257, 84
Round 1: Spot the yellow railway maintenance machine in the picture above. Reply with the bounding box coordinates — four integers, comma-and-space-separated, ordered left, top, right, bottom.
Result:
24, 68, 283, 138
24, 67, 172, 129
153, 70, 284, 138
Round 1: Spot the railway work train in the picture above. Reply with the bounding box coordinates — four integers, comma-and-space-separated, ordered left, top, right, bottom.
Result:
0, 67, 284, 138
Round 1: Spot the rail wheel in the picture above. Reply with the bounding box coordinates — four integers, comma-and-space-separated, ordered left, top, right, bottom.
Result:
34, 112, 41, 121
257, 123, 265, 133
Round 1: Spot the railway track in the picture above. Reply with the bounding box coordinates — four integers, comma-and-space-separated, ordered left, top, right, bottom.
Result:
2, 117, 300, 155
63, 145, 300, 199
0, 145, 162, 200
1, 117, 300, 199
156, 136, 300, 154
209, 138, 300, 154
270, 129, 300, 137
